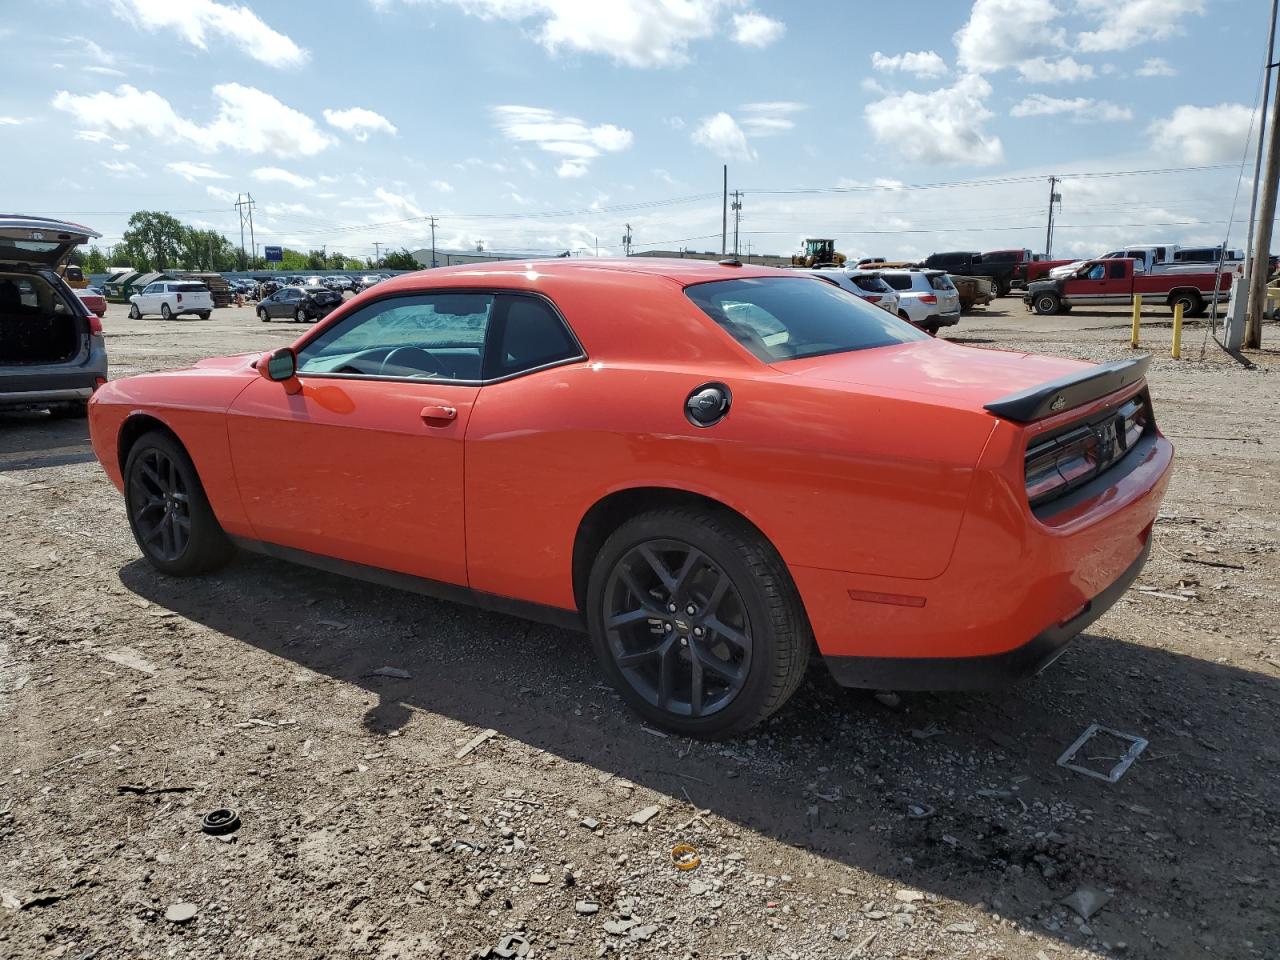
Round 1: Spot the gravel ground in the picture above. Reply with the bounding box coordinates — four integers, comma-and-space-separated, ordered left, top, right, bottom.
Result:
1, 296, 1277, 960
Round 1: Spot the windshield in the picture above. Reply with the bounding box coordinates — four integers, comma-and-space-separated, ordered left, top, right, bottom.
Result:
685, 277, 926, 362
174, 283, 207, 292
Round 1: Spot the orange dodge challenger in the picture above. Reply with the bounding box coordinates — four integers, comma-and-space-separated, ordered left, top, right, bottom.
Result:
90, 259, 1172, 737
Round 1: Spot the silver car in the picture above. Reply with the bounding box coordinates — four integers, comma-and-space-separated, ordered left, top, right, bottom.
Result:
0, 215, 107, 417
879, 268, 962, 335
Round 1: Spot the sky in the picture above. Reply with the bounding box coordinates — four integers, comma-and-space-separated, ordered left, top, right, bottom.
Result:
0, 0, 1270, 263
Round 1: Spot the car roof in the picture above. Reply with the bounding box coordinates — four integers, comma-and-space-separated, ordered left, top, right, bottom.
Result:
374, 257, 790, 294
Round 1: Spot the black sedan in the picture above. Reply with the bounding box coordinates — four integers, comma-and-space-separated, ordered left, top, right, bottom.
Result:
256, 285, 342, 323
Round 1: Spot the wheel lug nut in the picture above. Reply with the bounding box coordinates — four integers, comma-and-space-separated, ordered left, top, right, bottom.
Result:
664, 623, 673, 632
680, 637, 688, 646
685, 604, 696, 615
693, 626, 704, 637
667, 603, 677, 613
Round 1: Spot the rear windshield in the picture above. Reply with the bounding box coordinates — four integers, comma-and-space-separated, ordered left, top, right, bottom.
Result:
881, 274, 913, 291
853, 276, 890, 292
983, 251, 1017, 262
174, 283, 207, 292
685, 277, 926, 362
927, 274, 954, 291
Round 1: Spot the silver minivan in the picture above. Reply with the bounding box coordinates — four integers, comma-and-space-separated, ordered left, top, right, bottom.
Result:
0, 215, 107, 416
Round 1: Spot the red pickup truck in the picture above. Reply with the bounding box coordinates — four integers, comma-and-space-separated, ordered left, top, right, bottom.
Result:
1023, 257, 1230, 317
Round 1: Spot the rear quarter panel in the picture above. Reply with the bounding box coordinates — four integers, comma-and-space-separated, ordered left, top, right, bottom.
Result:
464, 359, 995, 610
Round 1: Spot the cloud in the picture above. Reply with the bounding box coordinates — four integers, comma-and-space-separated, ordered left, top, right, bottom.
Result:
491, 105, 632, 177
206, 185, 238, 203
1010, 94, 1132, 121
864, 73, 1003, 166
107, 0, 307, 67
1150, 103, 1255, 164
1136, 57, 1176, 77
431, 180, 454, 192
871, 50, 947, 78
1017, 56, 1094, 83
253, 166, 316, 188
954, 0, 1064, 73
167, 160, 229, 181
373, 187, 427, 219
691, 112, 755, 161
51, 83, 333, 158
323, 106, 398, 141
402, 0, 757, 68
84, 65, 127, 77
736, 101, 806, 137
732, 12, 784, 48
100, 159, 142, 177
1077, 0, 1204, 52
0, 116, 27, 125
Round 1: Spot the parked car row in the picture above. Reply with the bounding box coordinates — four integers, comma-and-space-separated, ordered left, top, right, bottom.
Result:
803, 266, 961, 334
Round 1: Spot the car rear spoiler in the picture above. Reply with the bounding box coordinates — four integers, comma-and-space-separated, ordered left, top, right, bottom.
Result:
984, 355, 1151, 422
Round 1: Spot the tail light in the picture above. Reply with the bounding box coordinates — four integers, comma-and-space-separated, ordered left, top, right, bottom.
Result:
87, 314, 103, 335
176, 293, 183, 303
1025, 396, 1150, 507
864, 294, 882, 303
920, 294, 938, 304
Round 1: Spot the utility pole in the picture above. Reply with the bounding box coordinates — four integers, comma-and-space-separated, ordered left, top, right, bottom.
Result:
622, 223, 633, 257
731, 190, 742, 256
429, 216, 438, 267
246, 193, 256, 266
1247, 0, 1280, 349
235, 193, 247, 267
373, 241, 383, 265
1044, 176, 1061, 258
721, 165, 728, 255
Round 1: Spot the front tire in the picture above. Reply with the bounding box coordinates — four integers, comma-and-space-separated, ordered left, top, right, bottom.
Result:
586, 508, 810, 738
1033, 292, 1061, 315
258, 308, 269, 322
128, 303, 141, 320
294, 307, 306, 323
124, 431, 233, 576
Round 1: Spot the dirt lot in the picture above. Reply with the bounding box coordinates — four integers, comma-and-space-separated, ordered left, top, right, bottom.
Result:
2, 296, 1277, 960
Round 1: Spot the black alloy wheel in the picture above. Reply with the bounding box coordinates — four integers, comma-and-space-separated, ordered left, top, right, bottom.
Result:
603, 538, 752, 720
587, 508, 810, 737
124, 431, 233, 576
128, 446, 191, 563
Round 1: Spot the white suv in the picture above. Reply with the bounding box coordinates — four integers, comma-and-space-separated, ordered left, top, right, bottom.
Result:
128, 281, 213, 320
800, 268, 901, 315
880, 269, 961, 335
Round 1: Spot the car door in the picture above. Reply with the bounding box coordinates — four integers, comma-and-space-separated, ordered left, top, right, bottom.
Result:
226, 290, 494, 586
270, 289, 295, 318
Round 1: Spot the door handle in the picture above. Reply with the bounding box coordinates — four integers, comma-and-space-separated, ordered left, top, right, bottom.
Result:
420, 404, 457, 423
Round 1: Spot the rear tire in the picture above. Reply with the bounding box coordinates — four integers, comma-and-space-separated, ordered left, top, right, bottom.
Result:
1033, 292, 1061, 315
586, 507, 810, 738
198, 311, 211, 321
160, 303, 172, 321
124, 430, 233, 576
48, 401, 88, 419
1170, 291, 1202, 316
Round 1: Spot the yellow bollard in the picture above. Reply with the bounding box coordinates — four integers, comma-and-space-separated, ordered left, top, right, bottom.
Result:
1130, 294, 1142, 348
1171, 302, 1183, 359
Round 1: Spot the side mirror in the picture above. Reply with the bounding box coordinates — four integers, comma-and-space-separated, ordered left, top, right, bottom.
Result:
258, 348, 300, 391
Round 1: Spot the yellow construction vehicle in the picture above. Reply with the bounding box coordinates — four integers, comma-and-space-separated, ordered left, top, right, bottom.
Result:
791, 238, 846, 268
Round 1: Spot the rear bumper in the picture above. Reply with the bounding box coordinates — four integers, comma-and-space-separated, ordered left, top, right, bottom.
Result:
931, 309, 961, 326
0, 341, 107, 409
824, 536, 1151, 689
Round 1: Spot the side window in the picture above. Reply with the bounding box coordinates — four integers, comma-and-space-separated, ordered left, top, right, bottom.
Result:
297, 292, 494, 380
1085, 264, 1106, 281
141, 283, 157, 295
1109, 262, 1126, 279
486, 296, 582, 378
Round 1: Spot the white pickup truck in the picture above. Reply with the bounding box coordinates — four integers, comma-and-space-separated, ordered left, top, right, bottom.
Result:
128, 280, 213, 320
1049, 244, 1244, 280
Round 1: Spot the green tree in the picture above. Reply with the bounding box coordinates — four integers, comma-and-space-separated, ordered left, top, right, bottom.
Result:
81, 246, 108, 274
179, 228, 237, 271
280, 248, 309, 270
121, 211, 186, 271
381, 248, 421, 270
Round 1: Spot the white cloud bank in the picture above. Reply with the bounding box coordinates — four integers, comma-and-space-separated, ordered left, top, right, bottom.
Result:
323, 107, 398, 141
107, 0, 307, 68
491, 105, 632, 178
864, 74, 1003, 166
